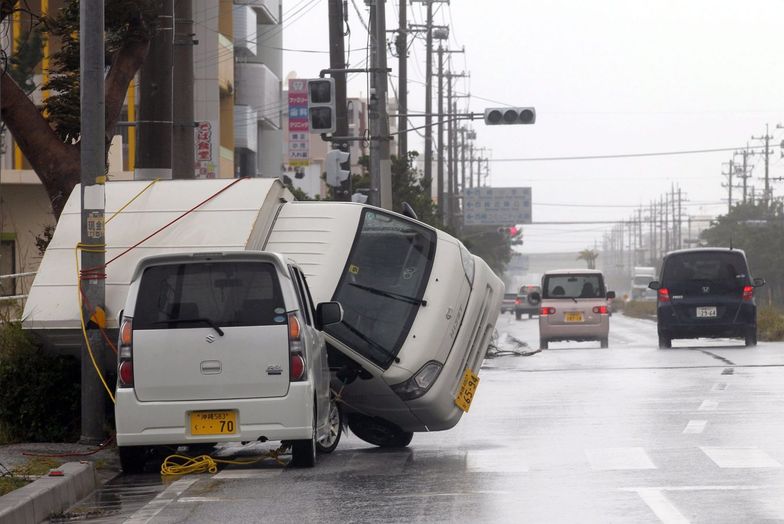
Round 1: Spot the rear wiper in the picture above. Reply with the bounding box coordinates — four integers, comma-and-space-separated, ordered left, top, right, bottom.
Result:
348, 282, 427, 306
153, 318, 225, 337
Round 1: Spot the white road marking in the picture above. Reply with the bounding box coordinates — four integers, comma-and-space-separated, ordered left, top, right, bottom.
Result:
634, 488, 690, 524
683, 420, 707, 434
213, 469, 283, 480
177, 497, 225, 503
711, 382, 727, 391
700, 447, 783, 468
698, 400, 718, 411
124, 477, 199, 524
585, 447, 656, 470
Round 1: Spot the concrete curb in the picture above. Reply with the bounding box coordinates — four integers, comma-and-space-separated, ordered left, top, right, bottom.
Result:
0, 462, 97, 524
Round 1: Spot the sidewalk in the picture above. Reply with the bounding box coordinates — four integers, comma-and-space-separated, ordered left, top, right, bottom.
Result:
0, 441, 120, 523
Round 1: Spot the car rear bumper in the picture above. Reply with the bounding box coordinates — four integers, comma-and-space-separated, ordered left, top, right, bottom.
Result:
657, 304, 756, 339
115, 383, 314, 446
539, 317, 609, 341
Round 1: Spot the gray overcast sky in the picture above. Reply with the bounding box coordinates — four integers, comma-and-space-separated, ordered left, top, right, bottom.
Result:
282, 0, 784, 253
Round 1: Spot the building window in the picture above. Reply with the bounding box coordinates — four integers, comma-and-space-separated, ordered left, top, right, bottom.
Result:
0, 240, 16, 296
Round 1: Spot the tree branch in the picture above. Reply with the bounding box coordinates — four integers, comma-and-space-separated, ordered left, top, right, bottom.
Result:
105, 38, 151, 138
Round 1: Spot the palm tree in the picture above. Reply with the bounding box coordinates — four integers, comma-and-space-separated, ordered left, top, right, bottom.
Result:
577, 248, 599, 269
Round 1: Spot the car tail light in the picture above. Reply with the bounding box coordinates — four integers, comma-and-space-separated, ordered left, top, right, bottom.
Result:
288, 313, 306, 381
117, 317, 134, 388
742, 285, 754, 301
592, 305, 608, 314
657, 288, 671, 303
540, 306, 556, 315
514, 297, 521, 305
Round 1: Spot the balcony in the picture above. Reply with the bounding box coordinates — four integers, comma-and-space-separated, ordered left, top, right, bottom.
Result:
234, 62, 281, 129
233, 5, 257, 57
234, 0, 279, 25
234, 105, 258, 152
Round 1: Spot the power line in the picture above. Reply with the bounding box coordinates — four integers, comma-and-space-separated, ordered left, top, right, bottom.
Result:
489, 145, 780, 162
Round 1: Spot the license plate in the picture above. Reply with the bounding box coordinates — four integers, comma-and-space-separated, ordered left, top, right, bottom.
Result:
564, 311, 584, 322
455, 369, 480, 413
696, 306, 717, 318
189, 410, 237, 435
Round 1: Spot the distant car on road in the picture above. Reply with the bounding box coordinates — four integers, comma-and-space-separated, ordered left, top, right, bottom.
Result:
648, 248, 765, 348
534, 269, 615, 349
515, 284, 541, 319
501, 292, 517, 314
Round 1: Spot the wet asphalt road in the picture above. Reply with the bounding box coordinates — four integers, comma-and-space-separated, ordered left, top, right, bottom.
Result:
55, 313, 784, 523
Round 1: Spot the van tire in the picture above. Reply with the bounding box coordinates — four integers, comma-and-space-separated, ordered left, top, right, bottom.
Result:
515, 311, 522, 320
745, 329, 757, 347
540, 338, 548, 350
658, 333, 672, 349
600, 337, 609, 349
291, 411, 317, 467
316, 397, 342, 454
348, 414, 413, 448
118, 446, 148, 474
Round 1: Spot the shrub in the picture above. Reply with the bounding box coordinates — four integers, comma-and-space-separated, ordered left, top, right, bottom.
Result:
0, 322, 80, 442
758, 306, 784, 342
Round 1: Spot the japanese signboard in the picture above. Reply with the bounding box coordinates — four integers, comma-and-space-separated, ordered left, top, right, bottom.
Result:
463, 187, 532, 226
288, 79, 310, 167
194, 121, 217, 179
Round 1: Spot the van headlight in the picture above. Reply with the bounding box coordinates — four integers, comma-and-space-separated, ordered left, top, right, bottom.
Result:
459, 244, 475, 287
390, 361, 443, 401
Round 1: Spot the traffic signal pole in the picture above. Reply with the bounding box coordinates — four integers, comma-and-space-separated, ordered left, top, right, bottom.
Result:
368, 0, 392, 209
328, 0, 351, 200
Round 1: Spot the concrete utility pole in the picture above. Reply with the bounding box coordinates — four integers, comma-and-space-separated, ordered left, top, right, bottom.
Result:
328, 0, 351, 200
173, 0, 194, 179
80, 0, 106, 443
436, 44, 445, 221
367, 0, 392, 209
722, 159, 734, 214
396, 0, 407, 160
752, 124, 773, 205
137, 0, 173, 180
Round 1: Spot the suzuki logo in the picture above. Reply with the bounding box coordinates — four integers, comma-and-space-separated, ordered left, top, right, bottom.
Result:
702, 286, 710, 293
205, 334, 216, 343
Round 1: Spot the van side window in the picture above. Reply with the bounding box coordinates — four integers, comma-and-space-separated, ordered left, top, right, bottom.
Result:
134, 261, 285, 329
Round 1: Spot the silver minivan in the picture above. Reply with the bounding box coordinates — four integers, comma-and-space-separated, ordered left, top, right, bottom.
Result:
114, 251, 342, 472
535, 269, 615, 349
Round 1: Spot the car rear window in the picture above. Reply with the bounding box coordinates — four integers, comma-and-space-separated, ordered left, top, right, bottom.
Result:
661, 252, 749, 292
133, 261, 285, 330
543, 274, 605, 299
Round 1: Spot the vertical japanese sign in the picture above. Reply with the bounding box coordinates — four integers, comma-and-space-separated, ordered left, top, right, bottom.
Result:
194, 121, 217, 179
288, 79, 310, 167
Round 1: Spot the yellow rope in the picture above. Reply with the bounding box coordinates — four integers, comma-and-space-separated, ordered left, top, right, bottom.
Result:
74, 245, 115, 404
160, 444, 291, 476
106, 178, 159, 224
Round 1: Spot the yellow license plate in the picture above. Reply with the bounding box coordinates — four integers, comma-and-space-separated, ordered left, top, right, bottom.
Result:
455, 368, 480, 412
189, 411, 237, 435
565, 312, 584, 322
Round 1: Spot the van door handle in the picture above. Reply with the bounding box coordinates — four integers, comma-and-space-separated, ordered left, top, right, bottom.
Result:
200, 360, 222, 374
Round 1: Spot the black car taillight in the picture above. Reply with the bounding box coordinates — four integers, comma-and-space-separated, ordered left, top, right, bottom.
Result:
658, 288, 671, 303
117, 317, 134, 388
742, 285, 754, 302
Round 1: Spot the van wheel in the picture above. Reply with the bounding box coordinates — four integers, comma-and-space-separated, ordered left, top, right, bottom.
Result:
658, 334, 672, 349
291, 412, 317, 467
600, 337, 609, 349
745, 329, 757, 347
515, 311, 522, 320
540, 338, 548, 350
316, 397, 342, 454
528, 313, 534, 319
118, 446, 148, 474
348, 414, 413, 448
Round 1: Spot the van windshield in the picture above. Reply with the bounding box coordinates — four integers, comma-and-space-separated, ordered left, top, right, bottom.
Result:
662, 251, 749, 293
134, 261, 285, 329
633, 276, 652, 286
326, 209, 436, 369
543, 274, 605, 299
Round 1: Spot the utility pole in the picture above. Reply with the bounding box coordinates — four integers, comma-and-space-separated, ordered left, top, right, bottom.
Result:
436, 43, 445, 221
677, 187, 682, 249
173, 0, 194, 179
396, 0, 407, 160
414, 0, 434, 202
328, 0, 351, 200
722, 159, 734, 213
649, 202, 656, 265
80, 0, 106, 443
137, 0, 173, 180
752, 124, 773, 205
367, 0, 392, 209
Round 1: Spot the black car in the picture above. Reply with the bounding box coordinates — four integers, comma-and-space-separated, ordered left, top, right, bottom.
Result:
514, 284, 541, 320
648, 248, 765, 349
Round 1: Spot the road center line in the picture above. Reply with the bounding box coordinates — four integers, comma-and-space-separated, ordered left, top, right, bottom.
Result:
634, 488, 689, 524
683, 420, 707, 434
698, 400, 718, 411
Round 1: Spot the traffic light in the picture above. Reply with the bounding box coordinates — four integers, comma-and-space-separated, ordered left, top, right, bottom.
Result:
483, 107, 536, 126
306, 78, 336, 134
325, 148, 350, 187
497, 226, 523, 245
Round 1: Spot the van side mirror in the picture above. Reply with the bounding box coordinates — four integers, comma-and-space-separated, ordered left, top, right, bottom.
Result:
528, 291, 541, 303
315, 301, 343, 330
753, 277, 766, 287
648, 280, 661, 290
606, 291, 616, 299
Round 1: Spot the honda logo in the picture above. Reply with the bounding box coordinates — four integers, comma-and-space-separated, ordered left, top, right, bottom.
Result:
702, 286, 710, 293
